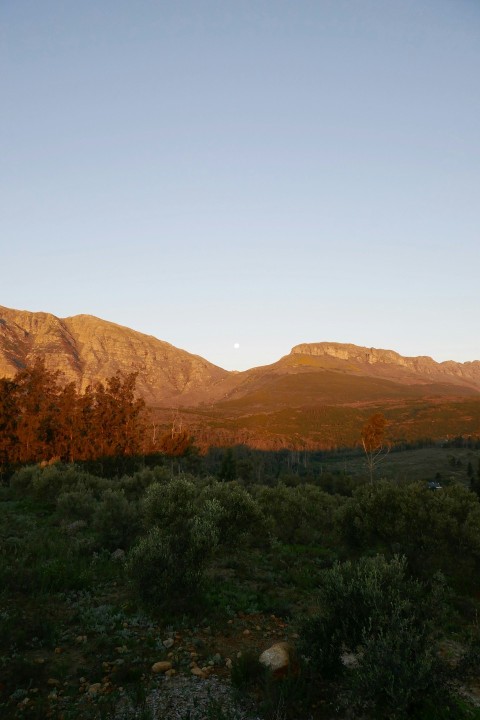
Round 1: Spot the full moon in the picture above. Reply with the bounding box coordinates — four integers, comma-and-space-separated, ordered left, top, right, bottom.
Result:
233, 342, 240, 349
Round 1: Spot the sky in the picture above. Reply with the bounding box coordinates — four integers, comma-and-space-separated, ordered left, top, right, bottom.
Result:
1, 0, 479, 371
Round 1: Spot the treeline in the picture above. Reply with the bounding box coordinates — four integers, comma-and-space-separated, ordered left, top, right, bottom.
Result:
0, 360, 148, 466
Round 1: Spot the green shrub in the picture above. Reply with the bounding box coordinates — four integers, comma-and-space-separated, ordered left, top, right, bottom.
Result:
127, 507, 219, 614
10, 463, 106, 503
140, 476, 197, 531
339, 481, 480, 586
201, 480, 269, 547
254, 483, 339, 545
56, 483, 96, 521
92, 488, 139, 550
118, 465, 170, 500
299, 555, 456, 718
230, 650, 265, 691
9, 464, 38, 495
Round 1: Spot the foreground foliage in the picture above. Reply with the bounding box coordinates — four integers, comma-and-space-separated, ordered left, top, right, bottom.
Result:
2, 459, 480, 719
300, 555, 454, 718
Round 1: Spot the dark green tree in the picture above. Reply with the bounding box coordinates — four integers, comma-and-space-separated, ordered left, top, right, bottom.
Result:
219, 448, 237, 481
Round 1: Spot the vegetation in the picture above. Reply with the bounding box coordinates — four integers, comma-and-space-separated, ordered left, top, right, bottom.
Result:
2, 364, 480, 718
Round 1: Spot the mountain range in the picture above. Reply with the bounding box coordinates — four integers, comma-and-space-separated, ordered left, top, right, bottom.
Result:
2, 305, 480, 449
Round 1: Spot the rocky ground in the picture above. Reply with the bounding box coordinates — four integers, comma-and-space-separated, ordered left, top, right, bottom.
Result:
3, 601, 301, 719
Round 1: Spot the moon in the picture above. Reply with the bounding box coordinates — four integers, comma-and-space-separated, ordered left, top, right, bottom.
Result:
233, 342, 240, 349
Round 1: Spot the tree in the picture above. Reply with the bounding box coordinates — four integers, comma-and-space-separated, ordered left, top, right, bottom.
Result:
219, 447, 237, 481
361, 412, 389, 483
0, 363, 147, 465
0, 378, 20, 470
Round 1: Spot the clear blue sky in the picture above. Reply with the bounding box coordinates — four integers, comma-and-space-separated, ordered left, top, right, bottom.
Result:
2, 0, 479, 370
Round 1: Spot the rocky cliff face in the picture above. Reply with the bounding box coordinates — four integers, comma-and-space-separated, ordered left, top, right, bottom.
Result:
1, 306, 480, 408
290, 342, 480, 391
0, 306, 229, 405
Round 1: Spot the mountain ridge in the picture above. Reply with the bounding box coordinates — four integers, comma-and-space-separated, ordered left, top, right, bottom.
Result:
1, 306, 480, 410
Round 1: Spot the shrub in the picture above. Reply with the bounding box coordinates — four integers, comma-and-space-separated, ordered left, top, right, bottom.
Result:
127, 502, 220, 614
92, 488, 139, 550
118, 465, 171, 500
339, 481, 480, 587
201, 480, 269, 547
299, 555, 455, 718
10, 463, 107, 503
56, 483, 96, 521
254, 483, 339, 545
140, 476, 197, 531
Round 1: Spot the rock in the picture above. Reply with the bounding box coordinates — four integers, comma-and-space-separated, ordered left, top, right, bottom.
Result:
191, 667, 207, 679
165, 669, 176, 678
151, 661, 172, 673
47, 678, 60, 686
243, 629, 251, 636
111, 548, 125, 562
87, 683, 102, 695
225, 658, 233, 670
163, 637, 174, 649
259, 642, 295, 678
341, 651, 359, 668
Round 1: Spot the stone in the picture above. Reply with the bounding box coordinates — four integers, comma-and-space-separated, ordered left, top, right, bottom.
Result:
111, 548, 125, 562
151, 661, 172, 674
225, 658, 233, 670
259, 642, 294, 678
163, 637, 174, 649
191, 667, 207, 679
87, 683, 102, 695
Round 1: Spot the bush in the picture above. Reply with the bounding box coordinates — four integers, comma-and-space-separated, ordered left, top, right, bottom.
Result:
118, 465, 171, 500
140, 476, 197, 531
254, 483, 340, 545
201, 480, 269, 548
56, 483, 96, 522
299, 555, 456, 718
10, 463, 107, 503
92, 488, 139, 550
127, 503, 220, 614
339, 482, 480, 587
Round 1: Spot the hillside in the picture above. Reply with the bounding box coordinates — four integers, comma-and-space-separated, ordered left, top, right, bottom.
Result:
0, 306, 230, 405
2, 305, 480, 449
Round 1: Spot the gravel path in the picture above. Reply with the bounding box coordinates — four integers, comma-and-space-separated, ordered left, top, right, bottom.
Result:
115, 675, 263, 720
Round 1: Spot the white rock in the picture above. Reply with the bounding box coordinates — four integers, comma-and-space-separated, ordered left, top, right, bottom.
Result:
259, 642, 292, 676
